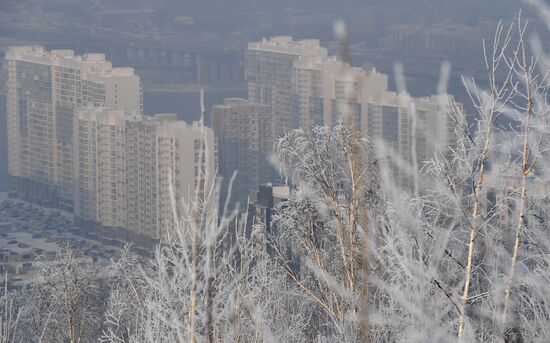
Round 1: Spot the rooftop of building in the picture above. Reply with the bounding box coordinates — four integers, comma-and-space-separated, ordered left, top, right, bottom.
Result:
5, 46, 137, 78
137, 114, 207, 132
248, 36, 328, 57
77, 106, 143, 124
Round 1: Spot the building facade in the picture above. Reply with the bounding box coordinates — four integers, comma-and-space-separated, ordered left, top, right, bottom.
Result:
75, 109, 216, 242
212, 98, 271, 210
246, 37, 459, 192
246, 36, 329, 140
6, 46, 216, 242
5, 46, 142, 211
74, 107, 141, 229
362, 93, 459, 189
126, 115, 216, 241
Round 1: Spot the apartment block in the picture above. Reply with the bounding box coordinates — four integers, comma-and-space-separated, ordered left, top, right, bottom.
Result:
74, 108, 216, 242
246, 36, 329, 140
246, 37, 390, 136
5, 46, 142, 211
246, 37, 459, 191
125, 115, 216, 241
74, 107, 142, 228
212, 98, 271, 210
329, 70, 457, 189
362, 93, 459, 189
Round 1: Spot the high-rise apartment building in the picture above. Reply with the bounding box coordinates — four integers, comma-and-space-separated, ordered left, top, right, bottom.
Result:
212, 98, 271, 209
295, 56, 339, 131
330, 66, 389, 126
0, 95, 6, 192
6, 46, 216, 242
74, 107, 141, 229
327, 69, 459, 189
5, 46, 142, 211
126, 115, 216, 241
246, 37, 390, 137
246, 37, 459, 191
246, 37, 329, 140
362, 93, 459, 189
74, 107, 216, 241
328, 69, 457, 188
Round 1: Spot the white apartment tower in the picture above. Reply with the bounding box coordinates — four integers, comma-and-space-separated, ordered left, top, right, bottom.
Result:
246, 37, 459, 191
74, 108, 216, 242
246, 36, 329, 140
363, 93, 459, 189
125, 115, 216, 241
330, 68, 457, 189
6, 46, 216, 242
5, 46, 142, 211
246, 37, 390, 139
74, 107, 142, 228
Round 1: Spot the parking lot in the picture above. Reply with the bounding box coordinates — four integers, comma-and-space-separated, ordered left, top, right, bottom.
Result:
0, 195, 126, 288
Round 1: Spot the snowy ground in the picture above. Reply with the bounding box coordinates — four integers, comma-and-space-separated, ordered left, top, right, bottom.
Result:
0, 195, 123, 288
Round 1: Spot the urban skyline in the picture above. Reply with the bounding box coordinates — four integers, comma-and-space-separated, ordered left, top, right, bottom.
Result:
0, 2, 548, 341
5, 46, 216, 242
5, 36, 461, 240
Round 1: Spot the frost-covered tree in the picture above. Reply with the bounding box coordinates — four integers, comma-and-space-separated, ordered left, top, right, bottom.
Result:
272, 124, 379, 342
361, 12, 550, 343
101, 169, 310, 343
0, 276, 21, 343
21, 249, 105, 343
100, 245, 149, 343
100, 92, 311, 343
10, 7, 550, 343
269, 10, 550, 343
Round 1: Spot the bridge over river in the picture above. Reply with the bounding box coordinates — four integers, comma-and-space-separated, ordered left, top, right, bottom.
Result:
0, 24, 245, 87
